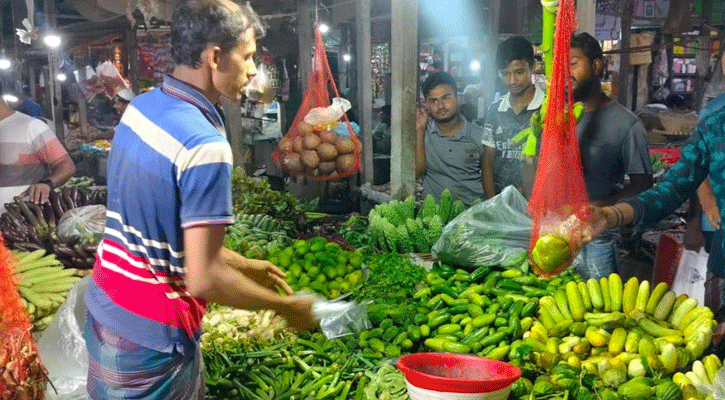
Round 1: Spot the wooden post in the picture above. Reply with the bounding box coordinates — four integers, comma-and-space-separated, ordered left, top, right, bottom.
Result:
577, 0, 596, 35
126, 29, 140, 94
618, 0, 633, 110
389, 0, 418, 200
356, 0, 373, 184
220, 97, 244, 168
298, 0, 313, 93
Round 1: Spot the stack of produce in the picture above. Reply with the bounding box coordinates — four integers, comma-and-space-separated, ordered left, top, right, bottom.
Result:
201, 305, 293, 353
0, 186, 106, 269
277, 120, 359, 178
367, 189, 473, 254
673, 354, 722, 400
11, 249, 81, 331
268, 237, 364, 299
230, 167, 317, 225
56, 176, 95, 190
224, 214, 293, 260
512, 273, 715, 398
0, 236, 46, 399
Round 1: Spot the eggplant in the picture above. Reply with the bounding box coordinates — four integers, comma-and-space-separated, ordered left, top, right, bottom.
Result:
14, 242, 44, 251
62, 188, 76, 210
49, 191, 65, 219
73, 243, 89, 259
77, 188, 89, 207
41, 202, 56, 228
85, 256, 96, 266
53, 245, 78, 259
14, 197, 40, 228
25, 202, 48, 233
82, 243, 99, 254
70, 187, 79, 207
71, 257, 89, 269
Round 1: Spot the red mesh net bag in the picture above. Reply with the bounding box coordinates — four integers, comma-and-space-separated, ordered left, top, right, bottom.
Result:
528, 0, 588, 277
0, 236, 47, 399
272, 25, 361, 180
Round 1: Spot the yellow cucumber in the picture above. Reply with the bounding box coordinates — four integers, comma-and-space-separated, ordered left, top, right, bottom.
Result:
577, 281, 592, 311
587, 278, 604, 310
17, 287, 53, 309
24, 268, 78, 286
609, 327, 627, 355
654, 291, 677, 321
670, 297, 698, 326
679, 306, 714, 331
608, 273, 623, 312
692, 360, 710, 385
19, 265, 64, 280
546, 337, 560, 354
585, 326, 609, 347
704, 355, 720, 383
16, 249, 47, 266
622, 276, 639, 315
624, 331, 640, 353
540, 296, 566, 322
17, 255, 62, 273
599, 277, 611, 312
537, 305, 556, 329
638, 318, 682, 338
646, 282, 668, 314
672, 372, 690, 388
565, 282, 585, 321
673, 294, 690, 312
660, 343, 678, 374
554, 290, 574, 321
635, 280, 650, 312
31, 278, 81, 294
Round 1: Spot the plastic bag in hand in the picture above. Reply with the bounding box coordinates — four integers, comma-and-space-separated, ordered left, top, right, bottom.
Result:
308, 293, 371, 339
57, 205, 106, 244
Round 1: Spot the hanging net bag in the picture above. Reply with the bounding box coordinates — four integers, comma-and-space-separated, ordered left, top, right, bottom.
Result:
0, 236, 47, 399
272, 25, 362, 180
528, 0, 588, 277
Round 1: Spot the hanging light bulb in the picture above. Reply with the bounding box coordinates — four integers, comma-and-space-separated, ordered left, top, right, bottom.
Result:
0, 49, 10, 70
318, 23, 330, 34
342, 54, 352, 62
44, 34, 62, 49
56, 73, 67, 82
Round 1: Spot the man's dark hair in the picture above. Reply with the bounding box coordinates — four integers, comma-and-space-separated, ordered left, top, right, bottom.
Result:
171, 0, 266, 68
422, 72, 458, 99
571, 32, 604, 64
496, 37, 535, 70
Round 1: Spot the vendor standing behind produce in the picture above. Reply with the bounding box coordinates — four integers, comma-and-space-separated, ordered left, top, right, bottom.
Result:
482, 36, 544, 199
0, 80, 75, 212
83, 1, 318, 398
570, 33, 653, 279
416, 72, 486, 206
95, 88, 136, 140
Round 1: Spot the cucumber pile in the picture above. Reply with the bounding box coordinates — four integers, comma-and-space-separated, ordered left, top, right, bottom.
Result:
224, 214, 293, 260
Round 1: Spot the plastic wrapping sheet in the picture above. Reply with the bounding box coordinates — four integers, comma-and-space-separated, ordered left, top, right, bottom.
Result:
432, 186, 531, 269
38, 277, 91, 400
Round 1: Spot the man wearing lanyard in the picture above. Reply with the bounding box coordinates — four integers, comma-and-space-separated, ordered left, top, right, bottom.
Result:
83, 1, 318, 398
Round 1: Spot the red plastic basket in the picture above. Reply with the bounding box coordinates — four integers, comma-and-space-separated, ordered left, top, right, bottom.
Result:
649, 148, 681, 165
396, 353, 521, 394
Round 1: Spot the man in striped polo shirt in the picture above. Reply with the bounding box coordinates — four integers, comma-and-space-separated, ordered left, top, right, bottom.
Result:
83, 1, 318, 398
0, 80, 75, 211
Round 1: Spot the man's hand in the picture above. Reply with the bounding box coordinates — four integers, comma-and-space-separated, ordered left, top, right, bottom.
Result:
280, 296, 319, 332
240, 258, 293, 295
416, 106, 428, 133
22, 182, 52, 204
700, 191, 721, 230
580, 205, 611, 244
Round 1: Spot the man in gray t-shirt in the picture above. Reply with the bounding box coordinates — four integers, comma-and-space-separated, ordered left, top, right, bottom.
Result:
482, 37, 544, 198
416, 72, 485, 206
570, 33, 653, 279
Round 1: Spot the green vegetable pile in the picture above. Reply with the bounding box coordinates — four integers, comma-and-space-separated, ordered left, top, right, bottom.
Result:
367, 189, 474, 254
224, 214, 293, 260
231, 167, 317, 224
268, 237, 364, 299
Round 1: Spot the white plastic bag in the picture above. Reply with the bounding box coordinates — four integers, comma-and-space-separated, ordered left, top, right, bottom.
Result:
672, 248, 708, 305
38, 277, 91, 400
309, 294, 371, 339
57, 205, 106, 244
303, 97, 352, 127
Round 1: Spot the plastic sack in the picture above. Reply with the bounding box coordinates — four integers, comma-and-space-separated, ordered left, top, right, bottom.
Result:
57, 205, 106, 244
38, 277, 90, 400
271, 26, 362, 180
245, 62, 271, 102
309, 294, 371, 339
431, 186, 531, 269
96, 61, 129, 99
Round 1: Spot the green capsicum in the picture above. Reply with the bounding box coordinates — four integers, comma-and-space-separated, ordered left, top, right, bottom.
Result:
531, 234, 570, 272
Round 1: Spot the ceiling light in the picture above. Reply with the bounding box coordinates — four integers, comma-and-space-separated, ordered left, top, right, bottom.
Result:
2, 94, 19, 103
44, 34, 61, 48
318, 23, 330, 34
469, 59, 481, 72
342, 54, 352, 62
56, 73, 67, 82
0, 49, 10, 70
